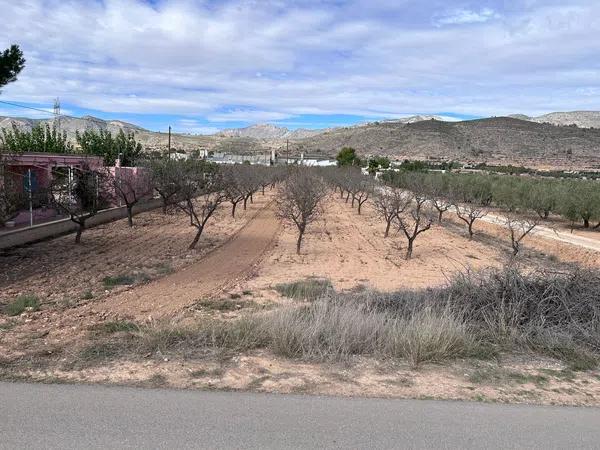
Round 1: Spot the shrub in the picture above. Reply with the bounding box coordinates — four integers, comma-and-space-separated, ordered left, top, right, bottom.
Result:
264, 266, 600, 368
77, 267, 600, 371
135, 318, 265, 356
98, 321, 139, 334
274, 278, 333, 301
102, 274, 136, 287
4, 295, 40, 316
257, 296, 473, 366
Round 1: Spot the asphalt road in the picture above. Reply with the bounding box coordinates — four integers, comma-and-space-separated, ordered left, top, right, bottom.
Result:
1, 382, 599, 449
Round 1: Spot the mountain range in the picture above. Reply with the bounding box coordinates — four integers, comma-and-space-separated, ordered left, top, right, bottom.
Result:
508, 111, 600, 129
2, 112, 600, 169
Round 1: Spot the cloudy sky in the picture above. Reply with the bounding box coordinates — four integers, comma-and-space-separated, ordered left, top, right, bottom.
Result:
1, 0, 599, 133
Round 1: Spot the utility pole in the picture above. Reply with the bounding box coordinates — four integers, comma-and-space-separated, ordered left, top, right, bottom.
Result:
168, 126, 172, 159
53, 98, 61, 133
27, 169, 33, 227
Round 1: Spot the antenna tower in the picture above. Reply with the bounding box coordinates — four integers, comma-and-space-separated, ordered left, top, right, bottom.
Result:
53, 97, 61, 130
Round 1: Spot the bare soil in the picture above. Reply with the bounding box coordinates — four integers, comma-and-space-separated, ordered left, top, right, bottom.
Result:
1, 191, 599, 405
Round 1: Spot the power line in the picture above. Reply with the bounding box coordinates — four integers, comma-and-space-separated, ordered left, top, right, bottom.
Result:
0, 99, 104, 127
0, 98, 139, 143
0, 99, 61, 117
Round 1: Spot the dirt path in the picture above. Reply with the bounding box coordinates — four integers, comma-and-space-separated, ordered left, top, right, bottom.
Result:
97, 201, 281, 320
480, 212, 600, 252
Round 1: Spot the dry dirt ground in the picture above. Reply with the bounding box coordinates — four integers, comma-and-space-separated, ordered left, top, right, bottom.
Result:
1, 192, 599, 405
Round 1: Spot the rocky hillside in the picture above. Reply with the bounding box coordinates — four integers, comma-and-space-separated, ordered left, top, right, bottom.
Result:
0, 115, 274, 154
2, 113, 600, 168
511, 111, 600, 129
295, 117, 600, 169
217, 123, 323, 140
0, 115, 145, 141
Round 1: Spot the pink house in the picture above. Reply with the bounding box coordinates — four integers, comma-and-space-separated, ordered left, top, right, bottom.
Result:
2, 152, 104, 195
1, 153, 104, 227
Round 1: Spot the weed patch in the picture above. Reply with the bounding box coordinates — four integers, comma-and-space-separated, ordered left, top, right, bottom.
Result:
102, 274, 136, 287
195, 298, 256, 312
4, 295, 40, 316
274, 278, 333, 301
95, 321, 140, 334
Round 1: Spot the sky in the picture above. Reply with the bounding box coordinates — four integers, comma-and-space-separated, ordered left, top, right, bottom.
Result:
0, 0, 599, 133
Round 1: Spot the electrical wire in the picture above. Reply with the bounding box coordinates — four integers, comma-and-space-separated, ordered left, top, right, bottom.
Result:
0, 99, 61, 117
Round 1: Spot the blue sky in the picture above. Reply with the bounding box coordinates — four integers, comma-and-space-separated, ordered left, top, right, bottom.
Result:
1, 0, 599, 133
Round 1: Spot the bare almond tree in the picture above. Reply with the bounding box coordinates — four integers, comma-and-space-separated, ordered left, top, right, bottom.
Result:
373, 187, 411, 237
396, 194, 434, 259
148, 158, 180, 214
49, 165, 111, 243
352, 175, 374, 215
237, 165, 260, 210
172, 160, 225, 250
504, 214, 539, 256
105, 167, 152, 227
423, 174, 452, 223
277, 168, 327, 254
455, 204, 487, 240
221, 165, 246, 218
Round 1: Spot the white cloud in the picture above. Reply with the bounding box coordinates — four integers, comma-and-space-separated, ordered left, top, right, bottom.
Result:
434, 8, 500, 26
0, 0, 599, 124
174, 119, 219, 135
206, 110, 294, 123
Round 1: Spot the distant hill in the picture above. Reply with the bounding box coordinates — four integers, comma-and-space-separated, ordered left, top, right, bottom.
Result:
217, 123, 323, 140
510, 111, 600, 129
295, 117, 600, 169
0, 115, 146, 141
0, 115, 272, 154
2, 113, 600, 169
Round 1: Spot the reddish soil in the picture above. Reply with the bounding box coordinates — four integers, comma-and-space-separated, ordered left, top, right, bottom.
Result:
1, 189, 599, 405
94, 200, 280, 320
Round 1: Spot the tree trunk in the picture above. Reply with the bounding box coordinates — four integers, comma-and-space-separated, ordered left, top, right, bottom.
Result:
583, 218, 590, 228
296, 231, 304, 254
351, 195, 355, 208
384, 220, 391, 238
357, 201, 363, 215
127, 206, 133, 227
468, 222, 474, 239
262, 186, 265, 195
243, 196, 248, 210
438, 209, 443, 223
345, 192, 350, 203
231, 202, 237, 218
405, 239, 414, 259
161, 197, 168, 214
189, 227, 203, 250
250, 193, 253, 204
75, 222, 85, 244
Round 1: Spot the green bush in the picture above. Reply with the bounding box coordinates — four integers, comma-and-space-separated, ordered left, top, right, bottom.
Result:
102, 274, 136, 287
274, 279, 333, 301
99, 321, 139, 334
4, 295, 40, 316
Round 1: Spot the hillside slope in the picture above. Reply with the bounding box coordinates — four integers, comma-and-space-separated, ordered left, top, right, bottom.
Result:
296, 117, 600, 168
2, 114, 600, 168
511, 111, 600, 128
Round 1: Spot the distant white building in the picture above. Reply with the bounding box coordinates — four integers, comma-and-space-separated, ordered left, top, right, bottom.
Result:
207, 151, 336, 167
